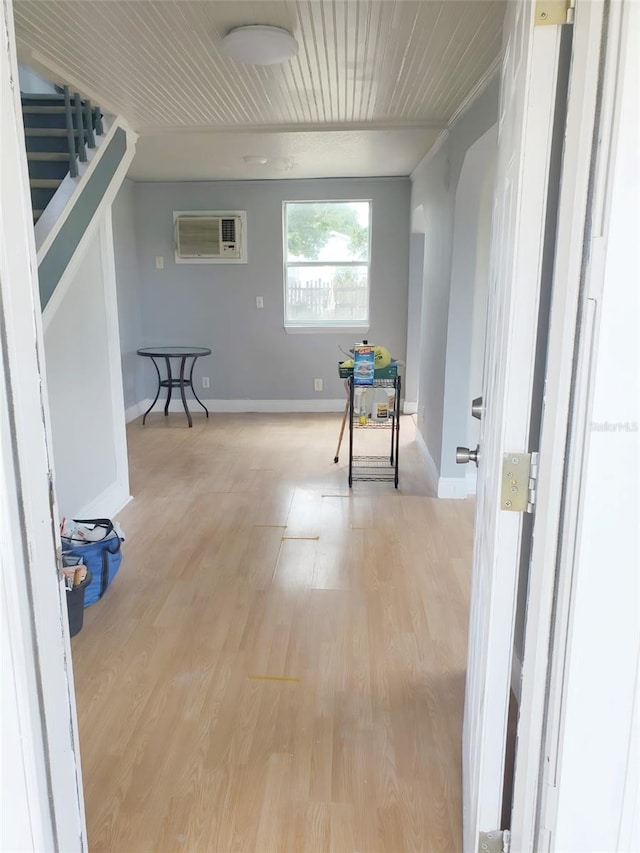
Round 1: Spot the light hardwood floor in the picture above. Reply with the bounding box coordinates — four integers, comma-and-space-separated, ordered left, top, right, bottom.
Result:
72, 412, 475, 852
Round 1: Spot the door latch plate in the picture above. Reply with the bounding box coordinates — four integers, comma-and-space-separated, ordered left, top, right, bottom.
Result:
501, 453, 531, 512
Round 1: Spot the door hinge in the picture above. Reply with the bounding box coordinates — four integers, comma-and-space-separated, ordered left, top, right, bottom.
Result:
535, 0, 575, 26
479, 829, 511, 853
501, 452, 539, 513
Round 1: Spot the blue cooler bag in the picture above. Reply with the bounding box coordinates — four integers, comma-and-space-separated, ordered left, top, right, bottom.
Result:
61, 519, 123, 607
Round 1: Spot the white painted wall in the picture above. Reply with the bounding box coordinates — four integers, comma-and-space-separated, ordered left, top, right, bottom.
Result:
552, 4, 639, 846
43, 215, 131, 518
410, 78, 499, 483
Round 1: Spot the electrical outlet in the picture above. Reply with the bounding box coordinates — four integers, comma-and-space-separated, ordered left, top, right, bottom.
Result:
314, 378, 323, 392
256, 296, 264, 308
155, 255, 164, 269
202, 377, 210, 389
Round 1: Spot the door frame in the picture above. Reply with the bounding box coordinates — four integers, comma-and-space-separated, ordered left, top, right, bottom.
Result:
463, 3, 570, 846
508, 1, 607, 849
0, 0, 86, 847
530, 0, 639, 847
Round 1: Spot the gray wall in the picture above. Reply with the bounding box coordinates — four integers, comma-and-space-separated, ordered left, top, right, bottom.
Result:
39, 127, 128, 309
18, 64, 57, 94
441, 126, 497, 480
112, 179, 145, 408
130, 178, 410, 402
410, 77, 499, 472
404, 233, 425, 408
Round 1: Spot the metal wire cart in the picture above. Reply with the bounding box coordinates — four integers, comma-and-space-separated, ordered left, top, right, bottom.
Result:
348, 375, 401, 488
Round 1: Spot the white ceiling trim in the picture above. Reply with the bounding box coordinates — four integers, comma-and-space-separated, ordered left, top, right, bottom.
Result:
135, 119, 448, 136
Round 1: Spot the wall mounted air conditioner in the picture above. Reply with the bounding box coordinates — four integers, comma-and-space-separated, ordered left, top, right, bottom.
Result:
174, 211, 247, 263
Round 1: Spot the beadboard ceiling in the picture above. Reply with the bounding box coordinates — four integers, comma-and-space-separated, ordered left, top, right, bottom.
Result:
14, 0, 505, 180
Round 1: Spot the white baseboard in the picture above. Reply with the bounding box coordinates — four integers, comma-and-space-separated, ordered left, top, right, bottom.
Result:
403, 401, 418, 415
125, 400, 150, 423
414, 427, 473, 499
128, 398, 347, 417
437, 477, 471, 500
72, 480, 132, 520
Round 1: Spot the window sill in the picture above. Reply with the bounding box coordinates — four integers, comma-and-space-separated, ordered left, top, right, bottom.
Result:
284, 325, 370, 336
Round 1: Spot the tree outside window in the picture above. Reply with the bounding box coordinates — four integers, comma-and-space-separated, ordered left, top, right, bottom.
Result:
284, 201, 371, 329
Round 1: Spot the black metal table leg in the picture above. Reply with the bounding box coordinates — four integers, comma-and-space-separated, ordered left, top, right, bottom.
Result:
394, 376, 401, 488
348, 377, 354, 487
189, 356, 209, 417
142, 357, 162, 425
164, 356, 173, 416
390, 411, 395, 465
137, 348, 212, 427
178, 356, 192, 427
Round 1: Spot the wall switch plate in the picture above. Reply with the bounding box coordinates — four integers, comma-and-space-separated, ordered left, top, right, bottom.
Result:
155, 255, 164, 269
256, 296, 264, 308
202, 377, 210, 389
314, 378, 323, 392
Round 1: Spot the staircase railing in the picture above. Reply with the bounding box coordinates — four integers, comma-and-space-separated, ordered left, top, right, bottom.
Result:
63, 85, 77, 178
23, 85, 105, 222
62, 84, 102, 177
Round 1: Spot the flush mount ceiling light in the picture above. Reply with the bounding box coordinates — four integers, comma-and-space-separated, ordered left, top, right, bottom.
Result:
243, 155, 268, 165
222, 25, 298, 66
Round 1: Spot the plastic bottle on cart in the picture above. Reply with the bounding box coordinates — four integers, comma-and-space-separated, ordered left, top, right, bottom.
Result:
359, 393, 368, 425
354, 387, 368, 425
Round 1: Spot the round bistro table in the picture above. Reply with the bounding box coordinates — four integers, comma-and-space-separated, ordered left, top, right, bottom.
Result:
137, 346, 212, 428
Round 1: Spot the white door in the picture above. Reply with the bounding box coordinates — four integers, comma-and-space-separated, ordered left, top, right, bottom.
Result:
462, 2, 570, 849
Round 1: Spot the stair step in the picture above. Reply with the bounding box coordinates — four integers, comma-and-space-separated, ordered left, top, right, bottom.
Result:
24, 127, 89, 137
26, 136, 70, 153
30, 178, 62, 189
23, 112, 82, 131
27, 153, 70, 175
22, 105, 66, 114
27, 151, 69, 161
21, 92, 65, 103
30, 186, 59, 209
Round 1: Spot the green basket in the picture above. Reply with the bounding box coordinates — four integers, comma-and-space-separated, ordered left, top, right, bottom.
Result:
338, 361, 398, 379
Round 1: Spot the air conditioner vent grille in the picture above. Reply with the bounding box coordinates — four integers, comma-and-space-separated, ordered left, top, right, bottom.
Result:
220, 218, 236, 242
178, 217, 220, 257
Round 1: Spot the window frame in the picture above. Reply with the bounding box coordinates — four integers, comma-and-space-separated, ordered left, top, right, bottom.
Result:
282, 199, 372, 334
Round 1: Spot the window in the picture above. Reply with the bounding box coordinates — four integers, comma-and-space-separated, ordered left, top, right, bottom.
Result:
283, 201, 371, 331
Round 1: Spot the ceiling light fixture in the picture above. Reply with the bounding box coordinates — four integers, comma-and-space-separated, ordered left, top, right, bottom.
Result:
243, 155, 268, 165
222, 25, 298, 66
